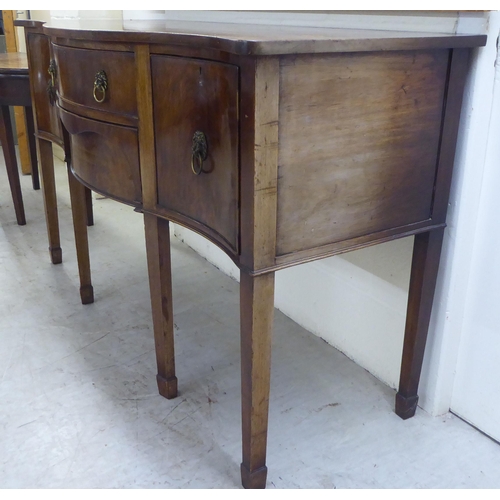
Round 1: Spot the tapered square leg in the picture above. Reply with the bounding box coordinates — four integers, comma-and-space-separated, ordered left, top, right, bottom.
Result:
37, 138, 62, 264
24, 106, 39, 191
63, 125, 93, 304
241, 463, 268, 490
84, 186, 94, 227
144, 214, 177, 399
396, 229, 445, 419
240, 271, 275, 489
66, 163, 94, 305
395, 393, 419, 420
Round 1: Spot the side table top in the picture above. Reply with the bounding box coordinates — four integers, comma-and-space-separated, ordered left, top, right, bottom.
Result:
0, 53, 29, 74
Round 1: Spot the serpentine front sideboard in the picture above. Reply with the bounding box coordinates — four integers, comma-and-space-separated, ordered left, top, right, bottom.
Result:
25, 19, 486, 488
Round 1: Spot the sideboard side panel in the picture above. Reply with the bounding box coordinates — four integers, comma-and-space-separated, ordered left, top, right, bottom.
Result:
276, 50, 449, 256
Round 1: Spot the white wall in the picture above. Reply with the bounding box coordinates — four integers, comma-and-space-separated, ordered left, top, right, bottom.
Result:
123, 10, 461, 30
417, 12, 500, 417
440, 13, 500, 441
450, 41, 500, 438
30, 10, 122, 21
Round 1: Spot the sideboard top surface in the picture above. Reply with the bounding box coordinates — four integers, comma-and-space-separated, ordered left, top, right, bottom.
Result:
33, 19, 486, 55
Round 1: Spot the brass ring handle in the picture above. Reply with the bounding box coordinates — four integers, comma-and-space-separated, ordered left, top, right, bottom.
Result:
48, 60, 56, 85
47, 60, 57, 106
191, 131, 208, 175
93, 85, 106, 103
191, 152, 204, 175
93, 70, 108, 103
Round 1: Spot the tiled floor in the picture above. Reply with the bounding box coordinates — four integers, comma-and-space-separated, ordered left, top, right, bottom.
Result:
1, 151, 500, 488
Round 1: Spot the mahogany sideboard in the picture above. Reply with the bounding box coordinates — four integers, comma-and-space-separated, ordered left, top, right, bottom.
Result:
21, 19, 486, 488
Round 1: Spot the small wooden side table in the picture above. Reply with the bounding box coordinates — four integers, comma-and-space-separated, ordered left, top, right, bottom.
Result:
0, 52, 39, 225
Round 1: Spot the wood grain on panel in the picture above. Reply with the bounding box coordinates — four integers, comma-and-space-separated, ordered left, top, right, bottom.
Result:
250, 57, 280, 270
152, 56, 239, 252
239, 56, 280, 272
276, 50, 449, 256
42, 19, 487, 56
135, 44, 157, 210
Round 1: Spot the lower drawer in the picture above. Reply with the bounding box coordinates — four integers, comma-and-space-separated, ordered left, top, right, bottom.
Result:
59, 108, 142, 205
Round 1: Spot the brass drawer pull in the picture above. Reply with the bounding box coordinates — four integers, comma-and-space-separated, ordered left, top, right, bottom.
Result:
47, 60, 57, 106
93, 70, 108, 103
191, 131, 208, 175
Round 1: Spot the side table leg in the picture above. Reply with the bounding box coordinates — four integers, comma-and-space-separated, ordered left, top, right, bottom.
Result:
144, 214, 177, 399
66, 163, 94, 305
37, 139, 62, 264
240, 271, 275, 489
396, 229, 445, 419
0, 105, 25, 225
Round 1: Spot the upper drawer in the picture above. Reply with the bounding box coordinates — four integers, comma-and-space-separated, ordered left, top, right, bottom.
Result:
52, 44, 137, 122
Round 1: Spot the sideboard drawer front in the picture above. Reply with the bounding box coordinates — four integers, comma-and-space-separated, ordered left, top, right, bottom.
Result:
59, 108, 142, 205
152, 55, 239, 252
277, 50, 449, 256
53, 44, 137, 119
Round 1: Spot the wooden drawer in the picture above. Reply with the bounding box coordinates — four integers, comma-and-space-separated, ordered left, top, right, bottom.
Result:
59, 107, 142, 206
152, 55, 239, 253
53, 44, 137, 122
